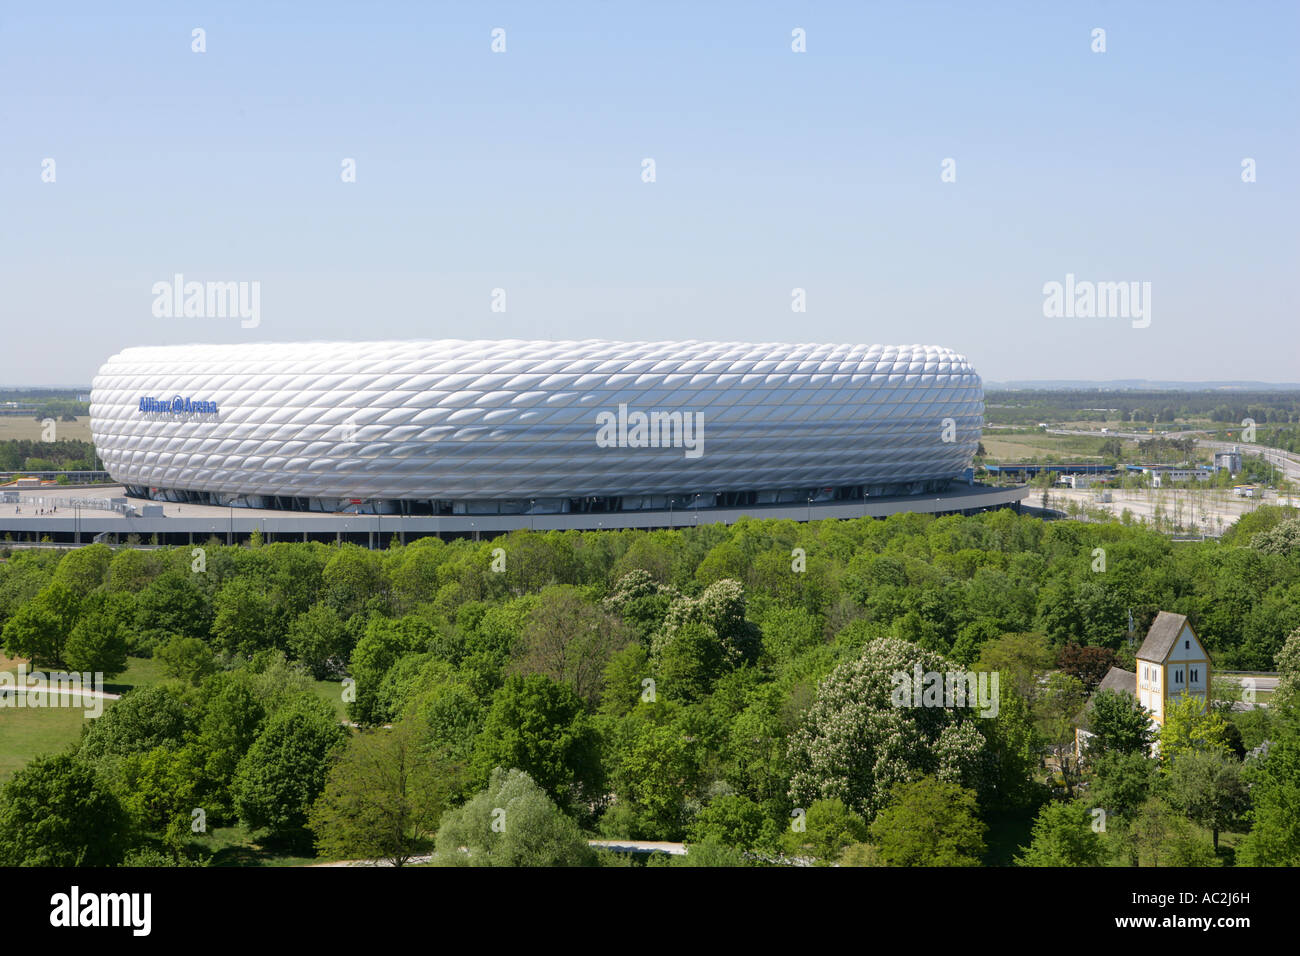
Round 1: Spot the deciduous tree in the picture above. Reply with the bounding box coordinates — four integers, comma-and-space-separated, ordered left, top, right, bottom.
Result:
1015, 799, 1105, 867
233, 695, 348, 846
309, 716, 457, 866
868, 778, 985, 867
434, 767, 596, 867
0, 753, 131, 866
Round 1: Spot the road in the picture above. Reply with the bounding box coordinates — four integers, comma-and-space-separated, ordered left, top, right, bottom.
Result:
0, 676, 121, 701
1219, 674, 1280, 693
309, 840, 688, 866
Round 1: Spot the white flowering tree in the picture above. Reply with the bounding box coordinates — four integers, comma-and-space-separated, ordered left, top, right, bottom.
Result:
786, 637, 991, 823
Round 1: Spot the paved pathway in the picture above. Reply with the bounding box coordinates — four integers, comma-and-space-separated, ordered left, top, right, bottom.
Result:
309, 840, 690, 866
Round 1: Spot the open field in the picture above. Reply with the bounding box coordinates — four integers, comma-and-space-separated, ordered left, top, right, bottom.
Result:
979, 429, 1213, 465
312, 679, 349, 722
0, 705, 97, 783
103, 656, 167, 695
0, 652, 113, 783
984, 413, 1220, 430
980, 431, 1112, 462
0, 416, 93, 443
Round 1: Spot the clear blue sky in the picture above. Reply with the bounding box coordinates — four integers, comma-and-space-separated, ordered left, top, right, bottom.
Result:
2, 1, 1296, 386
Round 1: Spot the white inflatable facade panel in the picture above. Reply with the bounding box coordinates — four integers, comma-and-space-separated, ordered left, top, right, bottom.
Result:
89, 340, 983, 507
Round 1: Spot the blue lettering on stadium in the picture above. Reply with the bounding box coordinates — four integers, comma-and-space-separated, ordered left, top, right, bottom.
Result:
138, 395, 220, 416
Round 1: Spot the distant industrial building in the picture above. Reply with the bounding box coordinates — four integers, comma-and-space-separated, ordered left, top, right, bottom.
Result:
1214, 447, 1243, 474
984, 463, 1116, 480
1056, 473, 1109, 489
1125, 464, 1213, 487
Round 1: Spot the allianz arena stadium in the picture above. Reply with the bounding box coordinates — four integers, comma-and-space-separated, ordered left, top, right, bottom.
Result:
89, 340, 984, 516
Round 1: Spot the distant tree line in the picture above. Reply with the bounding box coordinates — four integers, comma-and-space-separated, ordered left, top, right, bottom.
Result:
987, 390, 1300, 427
0, 439, 102, 472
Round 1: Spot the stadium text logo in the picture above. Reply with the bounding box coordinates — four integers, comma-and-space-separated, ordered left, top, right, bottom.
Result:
595, 403, 704, 459
139, 395, 220, 416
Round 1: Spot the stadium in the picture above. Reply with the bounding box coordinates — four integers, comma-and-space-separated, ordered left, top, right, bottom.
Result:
88, 339, 989, 518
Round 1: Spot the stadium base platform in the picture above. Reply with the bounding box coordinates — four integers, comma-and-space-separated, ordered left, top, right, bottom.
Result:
0, 483, 1028, 547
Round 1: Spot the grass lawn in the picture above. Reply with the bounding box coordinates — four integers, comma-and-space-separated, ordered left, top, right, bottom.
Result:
310, 678, 349, 722
0, 653, 160, 784
0, 700, 102, 783
103, 655, 169, 695
980, 432, 1113, 463
2, 651, 119, 783
185, 824, 319, 867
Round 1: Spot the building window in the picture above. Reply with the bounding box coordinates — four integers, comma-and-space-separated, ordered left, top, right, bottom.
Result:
1176, 669, 1183, 684
1185, 640, 1190, 649
1191, 667, 1199, 682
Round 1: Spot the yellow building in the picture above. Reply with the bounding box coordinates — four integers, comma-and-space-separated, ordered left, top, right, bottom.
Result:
1076, 612, 1212, 760
1135, 611, 1210, 725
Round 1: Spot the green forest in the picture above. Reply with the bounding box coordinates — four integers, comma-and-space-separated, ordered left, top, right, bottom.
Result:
0, 439, 102, 472
2, 505, 1300, 867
